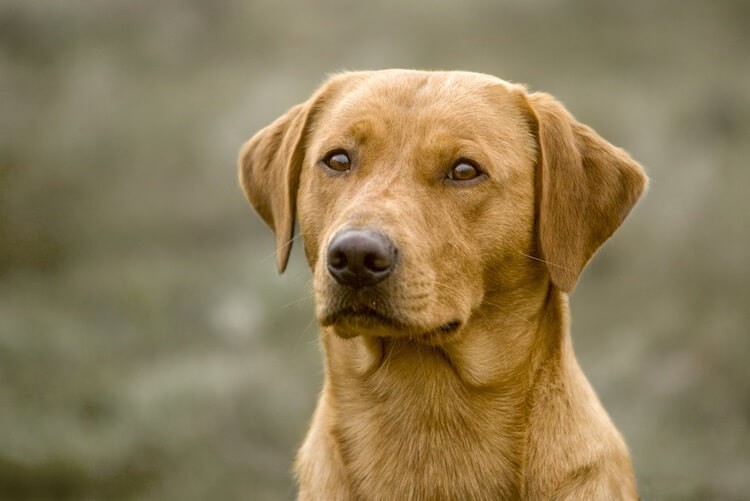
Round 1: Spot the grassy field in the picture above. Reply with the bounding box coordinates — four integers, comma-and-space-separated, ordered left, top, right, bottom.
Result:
1, 1, 749, 499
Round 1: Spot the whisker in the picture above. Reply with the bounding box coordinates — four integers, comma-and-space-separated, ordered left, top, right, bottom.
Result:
518, 251, 574, 273
280, 290, 315, 309
289, 308, 319, 354
260, 233, 303, 264
480, 298, 533, 326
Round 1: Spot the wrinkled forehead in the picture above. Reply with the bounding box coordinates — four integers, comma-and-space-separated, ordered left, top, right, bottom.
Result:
312, 71, 531, 151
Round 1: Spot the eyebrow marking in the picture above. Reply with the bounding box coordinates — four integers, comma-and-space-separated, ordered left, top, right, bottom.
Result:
349, 118, 378, 142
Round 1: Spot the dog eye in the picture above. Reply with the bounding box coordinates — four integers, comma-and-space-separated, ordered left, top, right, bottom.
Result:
322, 151, 351, 172
448, 160, 481, 181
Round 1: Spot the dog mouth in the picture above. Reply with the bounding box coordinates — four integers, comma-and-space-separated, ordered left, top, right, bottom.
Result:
436, 320, 461, 334
321, 305, 404, 329
321, 305, 462, 341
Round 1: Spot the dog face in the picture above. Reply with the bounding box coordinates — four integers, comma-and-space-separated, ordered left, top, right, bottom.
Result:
298, 72, 539, 342
239, 70, 646, 343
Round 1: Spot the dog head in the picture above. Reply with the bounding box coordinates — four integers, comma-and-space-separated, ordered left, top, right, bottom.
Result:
239, 70, 646, 342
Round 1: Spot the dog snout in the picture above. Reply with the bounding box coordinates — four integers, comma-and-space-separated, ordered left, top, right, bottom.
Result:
327, 229, 397, 288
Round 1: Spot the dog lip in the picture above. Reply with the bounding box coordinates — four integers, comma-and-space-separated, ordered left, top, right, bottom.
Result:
438, 320, 461, 333
322, 307, 463, 342
414, 320, 462, 341
321, 306, 404, 328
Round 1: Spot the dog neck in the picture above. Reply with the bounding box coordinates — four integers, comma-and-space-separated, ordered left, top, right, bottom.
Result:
318, 283, 575, 498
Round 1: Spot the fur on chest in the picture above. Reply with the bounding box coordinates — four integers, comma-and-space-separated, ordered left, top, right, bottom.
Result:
327, 345, 527, 501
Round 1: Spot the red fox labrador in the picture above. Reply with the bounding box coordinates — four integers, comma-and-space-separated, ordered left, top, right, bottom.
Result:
239, 70, 646, 500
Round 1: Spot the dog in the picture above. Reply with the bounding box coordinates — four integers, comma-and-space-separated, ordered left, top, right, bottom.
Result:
238, 70, 647, 500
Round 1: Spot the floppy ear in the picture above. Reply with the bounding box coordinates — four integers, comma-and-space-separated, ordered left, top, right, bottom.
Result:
525, 92, 648, 292
238, 102, 309, 272
238, 75, 356, 272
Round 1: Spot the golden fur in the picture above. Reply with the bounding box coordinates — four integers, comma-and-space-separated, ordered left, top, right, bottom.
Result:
239, 70, 647, 500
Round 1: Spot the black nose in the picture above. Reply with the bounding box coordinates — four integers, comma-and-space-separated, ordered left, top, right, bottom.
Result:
327, 229, 397, 288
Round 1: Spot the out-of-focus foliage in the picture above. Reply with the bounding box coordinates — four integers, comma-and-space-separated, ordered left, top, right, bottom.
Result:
0, 1, 748, 499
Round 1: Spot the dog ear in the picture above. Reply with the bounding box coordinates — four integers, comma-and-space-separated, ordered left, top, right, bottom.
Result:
238, 75, 356, 272
238, 102, 309, 272
525, 92, 648, 292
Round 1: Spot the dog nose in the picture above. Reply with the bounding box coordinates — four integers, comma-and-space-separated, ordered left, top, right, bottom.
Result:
327, 229, 396, 288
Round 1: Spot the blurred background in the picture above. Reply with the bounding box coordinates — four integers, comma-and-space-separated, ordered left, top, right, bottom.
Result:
1, 1, 748, 499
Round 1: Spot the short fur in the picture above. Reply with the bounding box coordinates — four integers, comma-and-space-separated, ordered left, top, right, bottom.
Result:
238, 70, 647, 500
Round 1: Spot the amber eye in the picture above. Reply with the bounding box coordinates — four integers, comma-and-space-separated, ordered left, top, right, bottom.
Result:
322, 151, 351, 172
449, 160, 481, 181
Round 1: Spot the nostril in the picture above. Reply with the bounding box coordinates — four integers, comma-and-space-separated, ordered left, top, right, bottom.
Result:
364, 252, 390, 272
329, 250, 347, 269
